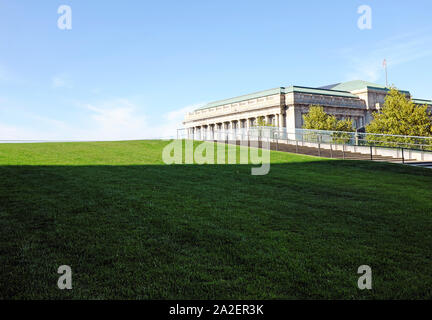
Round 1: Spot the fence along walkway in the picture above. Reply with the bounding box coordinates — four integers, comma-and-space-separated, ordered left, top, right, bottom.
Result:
177, 127, 432, 164
215, 139, 415, 163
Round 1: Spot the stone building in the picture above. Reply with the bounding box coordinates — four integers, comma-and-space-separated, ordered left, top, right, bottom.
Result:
183, 80, 432, 138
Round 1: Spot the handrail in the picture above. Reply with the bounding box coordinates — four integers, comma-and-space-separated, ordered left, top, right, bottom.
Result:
178, 127, 432, 153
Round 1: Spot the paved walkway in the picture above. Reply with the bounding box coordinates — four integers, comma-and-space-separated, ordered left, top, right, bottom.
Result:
220, 140, 432, 166
405, 162, 432, 169
222, 139, 412, 163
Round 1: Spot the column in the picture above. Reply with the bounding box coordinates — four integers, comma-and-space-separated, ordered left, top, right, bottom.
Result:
266, 115, 271, 125
210, 124, 214, 140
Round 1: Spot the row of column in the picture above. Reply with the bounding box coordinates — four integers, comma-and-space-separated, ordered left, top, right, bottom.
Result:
187, 113, 284, 140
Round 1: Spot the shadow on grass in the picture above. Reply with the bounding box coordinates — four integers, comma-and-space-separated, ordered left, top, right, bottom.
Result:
1, 160, 432, 299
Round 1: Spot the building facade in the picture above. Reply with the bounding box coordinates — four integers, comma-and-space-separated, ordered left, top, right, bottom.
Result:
183, 80, 432, 138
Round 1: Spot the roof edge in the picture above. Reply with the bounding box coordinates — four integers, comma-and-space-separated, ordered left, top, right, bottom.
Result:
195, 87, 284, 111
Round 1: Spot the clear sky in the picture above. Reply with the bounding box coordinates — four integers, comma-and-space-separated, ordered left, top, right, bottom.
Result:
1, 0, 431, 140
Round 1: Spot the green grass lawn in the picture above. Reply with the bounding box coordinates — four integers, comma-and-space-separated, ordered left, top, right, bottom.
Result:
0, 140, 431, 299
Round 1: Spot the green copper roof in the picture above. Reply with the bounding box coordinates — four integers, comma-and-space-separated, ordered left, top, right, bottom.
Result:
196, 87, 282, 110
325, 80, 386, 91
323, 80, 410, 95
412, 99, 432, 106
196, 85, 359, 111
284, 86, 358, 98
194, 80, 419, 111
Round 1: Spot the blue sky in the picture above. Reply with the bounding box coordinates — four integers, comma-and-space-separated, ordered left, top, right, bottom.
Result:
1, 0, 431, 140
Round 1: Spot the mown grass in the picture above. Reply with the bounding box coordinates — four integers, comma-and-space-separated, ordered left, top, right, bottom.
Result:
0, 140, 431, 299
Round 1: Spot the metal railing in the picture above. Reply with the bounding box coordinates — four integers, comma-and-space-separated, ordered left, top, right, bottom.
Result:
293, 128, 432, 151
177, 127, 432, 163
178, 127, 432, 149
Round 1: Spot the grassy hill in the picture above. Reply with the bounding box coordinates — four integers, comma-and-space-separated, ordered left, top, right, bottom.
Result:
0, 140, 431, 299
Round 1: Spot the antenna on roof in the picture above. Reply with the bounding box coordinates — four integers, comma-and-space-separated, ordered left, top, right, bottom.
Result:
383, 59, 388, 88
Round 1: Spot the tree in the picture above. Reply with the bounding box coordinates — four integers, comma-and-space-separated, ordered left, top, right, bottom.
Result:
254, 116, 275, 139
335, 118, 355, 132
366, 88, 432, 148
302, 105, 329, 130
302, 105, 354, 144
255, 116, 275, 127
366, 88, 432, 137
303, 105, 354, 132
256, 116, 266, 127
